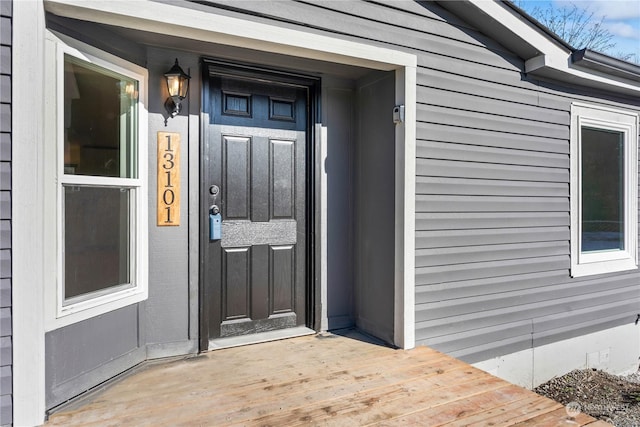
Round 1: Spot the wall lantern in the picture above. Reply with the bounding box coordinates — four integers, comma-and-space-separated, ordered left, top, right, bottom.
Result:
164, 58, 191, 121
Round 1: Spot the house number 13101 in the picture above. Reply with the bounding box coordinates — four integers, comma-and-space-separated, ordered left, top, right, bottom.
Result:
157, 132, 181, 226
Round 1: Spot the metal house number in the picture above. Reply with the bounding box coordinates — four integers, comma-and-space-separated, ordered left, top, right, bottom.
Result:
157, 132, 181, 226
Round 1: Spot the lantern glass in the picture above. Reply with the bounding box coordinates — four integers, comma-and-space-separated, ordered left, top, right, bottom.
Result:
164, 59, 190, 100
167, 75, 181, 98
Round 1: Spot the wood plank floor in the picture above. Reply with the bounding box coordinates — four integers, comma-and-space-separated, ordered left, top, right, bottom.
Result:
46, 330, 610, 426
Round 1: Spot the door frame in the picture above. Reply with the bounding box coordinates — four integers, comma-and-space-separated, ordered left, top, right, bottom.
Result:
198, 59, 321, 351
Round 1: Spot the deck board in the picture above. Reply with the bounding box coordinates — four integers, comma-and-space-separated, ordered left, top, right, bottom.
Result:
46, 331, 608, 426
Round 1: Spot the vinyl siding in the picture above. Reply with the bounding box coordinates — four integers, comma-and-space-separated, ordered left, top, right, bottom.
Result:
0, 0, 10, 424
408, 4, 640, 361
177, 1, 640, 362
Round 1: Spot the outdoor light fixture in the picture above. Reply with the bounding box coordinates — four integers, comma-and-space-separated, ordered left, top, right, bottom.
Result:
164, 58, 191, 120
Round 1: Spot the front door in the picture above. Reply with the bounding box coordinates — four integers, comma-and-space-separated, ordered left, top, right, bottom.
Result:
201, 62, 312, 347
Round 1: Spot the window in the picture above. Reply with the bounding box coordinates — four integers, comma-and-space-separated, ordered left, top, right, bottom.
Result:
570, 103, 639, 277
47, 35, 148, 328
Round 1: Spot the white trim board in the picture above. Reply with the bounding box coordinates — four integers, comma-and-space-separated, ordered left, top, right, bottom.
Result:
12, 1, 47, 426
394, 67, 416, 350
44, 0, 416, 70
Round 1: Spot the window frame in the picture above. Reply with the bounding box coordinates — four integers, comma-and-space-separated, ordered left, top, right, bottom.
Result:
45, 33, 148, 330
570, 102, 639, 277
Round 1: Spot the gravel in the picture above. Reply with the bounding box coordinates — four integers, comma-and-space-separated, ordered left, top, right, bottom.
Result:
534, 369, 640, 426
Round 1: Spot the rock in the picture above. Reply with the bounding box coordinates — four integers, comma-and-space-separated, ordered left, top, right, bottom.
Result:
534, 369, 640, 425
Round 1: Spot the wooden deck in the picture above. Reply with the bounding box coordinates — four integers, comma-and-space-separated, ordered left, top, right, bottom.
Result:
47, 330, 610, 426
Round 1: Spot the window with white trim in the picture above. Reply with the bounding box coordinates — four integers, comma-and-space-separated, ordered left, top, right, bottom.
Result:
46, 34, 148, 329
570, 103, 639, 277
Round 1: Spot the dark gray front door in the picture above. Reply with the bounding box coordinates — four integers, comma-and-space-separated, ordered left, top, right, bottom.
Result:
201, 65, 310, 345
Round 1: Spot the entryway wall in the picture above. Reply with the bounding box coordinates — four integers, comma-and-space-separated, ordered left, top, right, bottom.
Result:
323, 71, 396, 345
43, 17, 399, 408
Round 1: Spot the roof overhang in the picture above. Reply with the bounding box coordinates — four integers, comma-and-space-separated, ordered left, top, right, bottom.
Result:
43, 0, 416, 71
572, 49, 640, 83
438, 0, 640, 96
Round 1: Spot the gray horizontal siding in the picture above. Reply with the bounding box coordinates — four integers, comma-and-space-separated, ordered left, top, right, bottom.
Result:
411, 0, 640, 362
0, 163, 9, 191
417, 141, 569, 168
418, 122, 569, 153
416, 226, 569, 249
418, 86, 569, 126
417, 67, 568, 111
416, 177, 568, 197
303, 0, 516, 56
416, 212, 569, 231
418, 275, 639, 321
0, 134, 8, 161
417, 256, 570, 284
417, 104, 569, 140
0, 192, 8, 221
0, 0, 10, 424
417, 284, 639, 346
416, 241, 570, 268
416, 159, 568, 182
416, 195, 569, 213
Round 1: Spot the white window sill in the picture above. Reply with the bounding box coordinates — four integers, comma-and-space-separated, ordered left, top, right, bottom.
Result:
571, 257, 638, 277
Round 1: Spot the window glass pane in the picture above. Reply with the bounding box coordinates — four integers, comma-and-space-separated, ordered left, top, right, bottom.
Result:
64, 55, 138, 178
63, 186, 132, 301
581, 127, 624, 252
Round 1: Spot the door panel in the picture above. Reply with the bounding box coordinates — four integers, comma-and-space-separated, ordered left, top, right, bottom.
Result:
222, 135, 250, 220
271, 245, 295, 313
222, 247, 250, 321
202, 69, 309, 343
271, 140, 295, 219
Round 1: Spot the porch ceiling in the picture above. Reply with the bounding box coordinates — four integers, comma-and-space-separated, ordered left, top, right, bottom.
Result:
46, 331, 608, 426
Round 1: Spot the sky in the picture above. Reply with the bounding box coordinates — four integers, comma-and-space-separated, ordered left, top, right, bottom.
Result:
517, 0, 640, 61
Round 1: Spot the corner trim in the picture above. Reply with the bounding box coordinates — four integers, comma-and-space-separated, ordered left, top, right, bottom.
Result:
12, 1, 47, 424
394, 67, 416, 350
